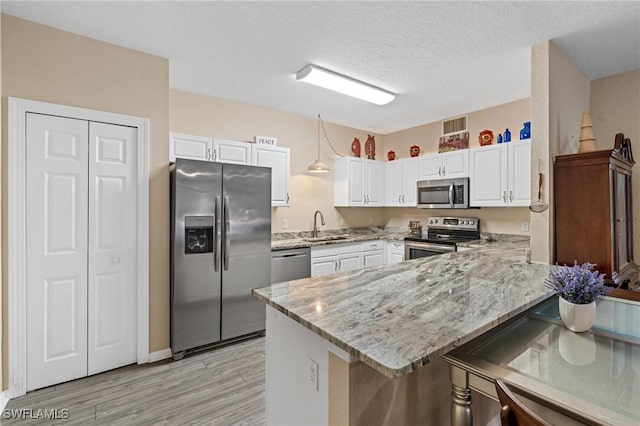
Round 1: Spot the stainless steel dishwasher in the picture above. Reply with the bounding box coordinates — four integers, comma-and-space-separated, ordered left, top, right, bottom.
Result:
271, 248, 311, 283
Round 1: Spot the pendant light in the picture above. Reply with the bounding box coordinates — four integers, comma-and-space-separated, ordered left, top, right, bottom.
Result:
308, 114, 330, 173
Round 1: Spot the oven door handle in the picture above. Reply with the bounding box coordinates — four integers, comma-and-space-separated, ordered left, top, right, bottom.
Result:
449, 183, 455, 208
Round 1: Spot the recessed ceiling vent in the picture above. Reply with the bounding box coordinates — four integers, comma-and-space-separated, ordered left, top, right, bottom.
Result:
442, 115, 467, 135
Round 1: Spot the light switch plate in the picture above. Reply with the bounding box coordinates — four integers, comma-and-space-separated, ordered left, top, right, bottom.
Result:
282, 219, 288, 229
521, 221, 529, 232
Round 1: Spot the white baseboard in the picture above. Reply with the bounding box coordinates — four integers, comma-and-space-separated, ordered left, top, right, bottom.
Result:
148, 348, 172, 363
0, 391, 10, 411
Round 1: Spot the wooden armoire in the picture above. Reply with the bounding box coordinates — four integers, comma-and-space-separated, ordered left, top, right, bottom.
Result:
554, 148, 638, 288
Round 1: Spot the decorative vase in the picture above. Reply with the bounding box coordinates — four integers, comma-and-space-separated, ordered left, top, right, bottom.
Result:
558, 297, 596, 332
479, 129, 494, 146
365, 135, 376, 160
387, 150, 396, 161
578, 110, 596, 153
520, 122, 531, 140
351, 138, 361, 157
410, 145, 420, 157
503, 128, 511, 143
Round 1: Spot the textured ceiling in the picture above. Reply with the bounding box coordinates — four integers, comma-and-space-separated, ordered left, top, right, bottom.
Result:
2, 1, 639, 134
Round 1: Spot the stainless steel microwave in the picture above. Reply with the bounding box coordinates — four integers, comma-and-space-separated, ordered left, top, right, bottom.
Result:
417, 177, 469, 209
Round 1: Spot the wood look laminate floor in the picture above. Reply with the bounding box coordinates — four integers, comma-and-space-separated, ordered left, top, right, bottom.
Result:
3, 337, 265, 425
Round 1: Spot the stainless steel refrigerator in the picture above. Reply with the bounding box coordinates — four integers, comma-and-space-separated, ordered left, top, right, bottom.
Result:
170, 158, 271, 359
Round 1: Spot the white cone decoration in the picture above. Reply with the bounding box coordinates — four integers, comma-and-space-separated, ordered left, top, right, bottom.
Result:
578, 110, 596, 153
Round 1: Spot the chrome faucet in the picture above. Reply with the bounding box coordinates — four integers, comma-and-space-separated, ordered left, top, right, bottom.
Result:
312, 210, 325, 238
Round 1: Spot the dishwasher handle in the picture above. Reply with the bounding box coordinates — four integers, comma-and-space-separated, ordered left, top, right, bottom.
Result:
272, 251, 309, 259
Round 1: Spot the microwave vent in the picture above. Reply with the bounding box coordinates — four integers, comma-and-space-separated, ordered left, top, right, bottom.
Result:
442, 116, 467, 135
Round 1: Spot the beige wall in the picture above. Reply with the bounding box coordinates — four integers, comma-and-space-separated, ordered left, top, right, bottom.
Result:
529, 41, 591, 263
591, 69, 640, 266
1, 15, 170, 388
383, 98, 532, 235
169, 89, 387, 232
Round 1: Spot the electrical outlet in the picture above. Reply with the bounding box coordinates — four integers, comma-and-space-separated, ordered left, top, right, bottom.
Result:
340, 217, 345, 226
521, 221, 529, 232
308, 358, 319, 390
369, 217, 373, 225
282, 219, 288, 229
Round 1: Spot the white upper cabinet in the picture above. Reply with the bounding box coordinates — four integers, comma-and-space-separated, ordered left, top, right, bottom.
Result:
170, 133, 291, 207
213, 138, 252, 165
170, 134, 251, 164
334, 158, 384, 207
419, 150, 469, 180
252, 144, 291, 207
385, 157, 419, 206
170, 132, 213, 162
508, 141, 531, 206
469, 141, 530, 207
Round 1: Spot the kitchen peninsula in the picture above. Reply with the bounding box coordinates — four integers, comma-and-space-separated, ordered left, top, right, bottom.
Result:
253, 239, 554, 425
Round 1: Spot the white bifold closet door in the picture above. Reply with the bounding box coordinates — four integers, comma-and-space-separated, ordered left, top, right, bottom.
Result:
26, 113, 137, 391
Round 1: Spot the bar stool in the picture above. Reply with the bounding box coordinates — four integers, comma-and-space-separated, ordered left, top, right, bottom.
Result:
495, 379, 552, 426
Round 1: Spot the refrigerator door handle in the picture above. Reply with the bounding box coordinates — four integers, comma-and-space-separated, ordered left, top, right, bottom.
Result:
223, 196, 230, 271
214, 196, 221, 271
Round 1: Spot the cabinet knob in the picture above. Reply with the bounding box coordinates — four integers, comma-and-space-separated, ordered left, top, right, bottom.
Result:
503, 191, 507, 203
509, 191, 513, 202
286, 193, 290, 203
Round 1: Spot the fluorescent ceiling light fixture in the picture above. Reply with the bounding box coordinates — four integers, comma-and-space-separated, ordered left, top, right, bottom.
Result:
296, 64, 395, 105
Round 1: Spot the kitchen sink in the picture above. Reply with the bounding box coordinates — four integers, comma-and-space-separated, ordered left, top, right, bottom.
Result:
303, 235, 349, 242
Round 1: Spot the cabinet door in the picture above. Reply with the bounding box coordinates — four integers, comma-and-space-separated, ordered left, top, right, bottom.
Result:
362, 250, 384, 268
348, 159, 366, 205
338, 253, 362, 272
401, 158, 420, 205
441, 150, 469, 178
213, 138, 252, 164
311, 256, 337, 277
366, 161, 385, 206
252, 145, 290, 207
385, 241, 405, 264
385, 161, 403, 206
614, 169, 633, 277
508, 141, 531, 206
419, 154, 442, 180
170, 132, 212, 162
469, 145, 508, 206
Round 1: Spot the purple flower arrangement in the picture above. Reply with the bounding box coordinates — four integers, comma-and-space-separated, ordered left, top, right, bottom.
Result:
545, 261, 608, 304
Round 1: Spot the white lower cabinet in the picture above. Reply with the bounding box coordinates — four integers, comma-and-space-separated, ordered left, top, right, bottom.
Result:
385, 241, 405, 264
311, 242, 363, 277
311, 240, 400, 277
362, 240, 384, 268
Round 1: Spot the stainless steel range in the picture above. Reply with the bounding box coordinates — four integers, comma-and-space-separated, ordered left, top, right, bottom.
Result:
404, 216, 480, 260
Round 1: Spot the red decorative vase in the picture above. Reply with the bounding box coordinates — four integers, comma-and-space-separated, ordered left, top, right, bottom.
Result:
387, 151, 396, 161
410, 145, 420, 157
365, 135, 376, 160
351, 138, 361, 157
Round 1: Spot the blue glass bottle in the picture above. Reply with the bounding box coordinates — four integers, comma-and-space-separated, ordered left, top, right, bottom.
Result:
504, 128, 511, 143
520, 121, 531, 140
497, 134, 503, 144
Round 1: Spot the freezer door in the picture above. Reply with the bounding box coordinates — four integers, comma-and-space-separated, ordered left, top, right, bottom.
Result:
221, 164, 271, 340
171, 159, 222, 353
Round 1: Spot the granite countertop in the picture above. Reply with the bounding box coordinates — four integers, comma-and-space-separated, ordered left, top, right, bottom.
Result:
456, 233, 531, 249
271, 227, 407, 250
254, 239, 554, 378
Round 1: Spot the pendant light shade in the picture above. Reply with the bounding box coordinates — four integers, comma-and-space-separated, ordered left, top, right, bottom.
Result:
308, 159, 330, 173
308, 114, 330, 173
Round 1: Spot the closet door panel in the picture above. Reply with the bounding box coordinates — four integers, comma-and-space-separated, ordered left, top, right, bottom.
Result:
26, 113, 89, 391
88, 122, 138, 374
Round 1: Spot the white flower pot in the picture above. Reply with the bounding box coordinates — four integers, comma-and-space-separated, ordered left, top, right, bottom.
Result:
558, 297, 596, 332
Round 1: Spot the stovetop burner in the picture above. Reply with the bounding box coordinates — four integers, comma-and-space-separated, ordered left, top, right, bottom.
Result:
404, 216, 480, 245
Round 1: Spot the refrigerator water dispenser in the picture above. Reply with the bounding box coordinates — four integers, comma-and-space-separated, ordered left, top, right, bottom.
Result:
184, 215, 214, 254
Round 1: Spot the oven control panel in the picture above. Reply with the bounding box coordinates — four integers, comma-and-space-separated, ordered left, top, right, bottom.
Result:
427, 216, 479, 231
